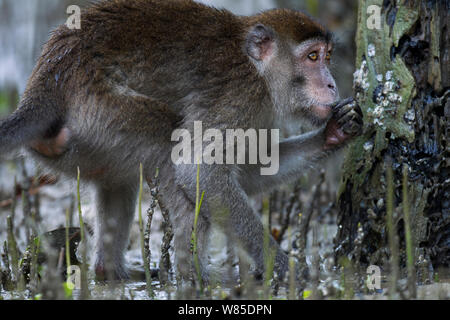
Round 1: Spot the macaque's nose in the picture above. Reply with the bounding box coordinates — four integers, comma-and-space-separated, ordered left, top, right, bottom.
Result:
328, 83, 336, 93
328, 82, 339, 100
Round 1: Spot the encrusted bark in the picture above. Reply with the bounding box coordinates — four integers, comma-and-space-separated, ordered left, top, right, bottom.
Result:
335, 0, 449, 279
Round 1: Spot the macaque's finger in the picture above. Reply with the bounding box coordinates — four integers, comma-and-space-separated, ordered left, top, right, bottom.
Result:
333, 97, 362, 114
352, 103, 364, 118
342, 120, 362, 136
334, 99, 362, 122
332, 97, 354, 112
336, 103, 355, 119
340, 112, 364, 135
337, 109, 363, 126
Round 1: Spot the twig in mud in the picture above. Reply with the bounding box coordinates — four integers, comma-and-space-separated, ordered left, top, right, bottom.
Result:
1, 241, 14, 291
65, 209, 71, 269
192, 164, 205, 294
56, 247, 65, 273
0, 177, 49, 210
402, 164, 416, 298
145, 204, 154, 273
31, 170, 42, 227
287, 227, 296, 300
351, 222, 365, 292
26, 205, 40, 296
278, 180, 303, 244
159, 204, 174, 286
18, 159, 33, 241
76, 167, 90, 299
386, 159, 399, 299
268, 190, 278, 235
11, 177, 17, 223
299, 171, 325, 247
262, 198, 275, 299
294, 171, 325, 294
144, 192, 155, 273
21, 190, 31, 241
28, 235, 40, 296
62, 208, 76, 299
7, 216, 20, 284
67, 195, 75, 228
139, 164, 153, 298
276, 190, 287, 226
36, 232, 65, 299
310, 221, 322, 300
146, 167, 174, 287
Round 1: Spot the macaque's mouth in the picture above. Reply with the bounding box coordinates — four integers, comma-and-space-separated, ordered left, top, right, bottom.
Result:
311, 104, 333, 119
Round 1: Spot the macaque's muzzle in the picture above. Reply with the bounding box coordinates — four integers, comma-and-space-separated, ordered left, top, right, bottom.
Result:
312, 104, 333, 119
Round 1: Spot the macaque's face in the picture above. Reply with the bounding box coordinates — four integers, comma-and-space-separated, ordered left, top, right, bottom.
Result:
246, 23, 339, 128
288, 39, 339, 125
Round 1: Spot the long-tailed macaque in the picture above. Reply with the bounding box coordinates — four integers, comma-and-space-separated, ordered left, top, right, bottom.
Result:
0, 0, 363, 280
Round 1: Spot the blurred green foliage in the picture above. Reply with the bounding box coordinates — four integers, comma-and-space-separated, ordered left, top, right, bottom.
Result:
0, 91, 8, 116
0, 89, 19, 116
306, 0, 319, 16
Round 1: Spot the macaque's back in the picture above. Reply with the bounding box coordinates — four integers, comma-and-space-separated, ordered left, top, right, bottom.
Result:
31, 0, 247, 107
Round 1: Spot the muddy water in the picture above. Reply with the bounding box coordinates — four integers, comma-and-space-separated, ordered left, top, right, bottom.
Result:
1, 160, 448, 300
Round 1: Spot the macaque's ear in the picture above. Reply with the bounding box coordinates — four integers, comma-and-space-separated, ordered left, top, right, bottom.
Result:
246, 24, 276, 61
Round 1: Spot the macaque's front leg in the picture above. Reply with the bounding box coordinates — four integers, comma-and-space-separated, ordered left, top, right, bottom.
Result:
324, 98, 363, 150
239, 98, 363, 195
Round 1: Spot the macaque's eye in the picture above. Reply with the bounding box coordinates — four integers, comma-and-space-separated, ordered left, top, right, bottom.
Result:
326, 51, 332, 61
308, 52, 318, 61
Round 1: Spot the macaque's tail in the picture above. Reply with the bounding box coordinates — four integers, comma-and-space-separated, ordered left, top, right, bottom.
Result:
0, 96, 62, 156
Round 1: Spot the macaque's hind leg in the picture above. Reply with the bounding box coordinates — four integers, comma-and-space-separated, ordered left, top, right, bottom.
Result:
170, 190, 212, 283
194, 214, 212, 282
207, 178, 289, 281
94, 182, 137, 280
172, 204, 194, 281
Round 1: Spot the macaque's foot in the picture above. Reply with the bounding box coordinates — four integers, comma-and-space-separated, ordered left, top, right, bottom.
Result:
30, 127, 70, 158
324, 98, 363, 150
95, 260, 129, 281
274, 250, 289, 279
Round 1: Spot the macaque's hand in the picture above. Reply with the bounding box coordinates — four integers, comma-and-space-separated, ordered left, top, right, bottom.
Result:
324, 98, 363, 150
